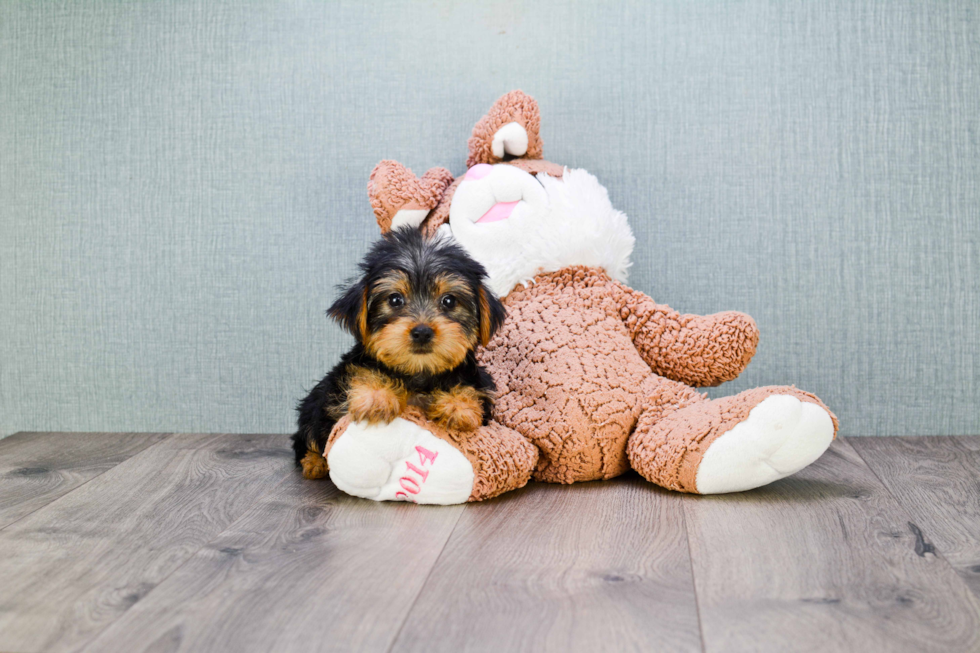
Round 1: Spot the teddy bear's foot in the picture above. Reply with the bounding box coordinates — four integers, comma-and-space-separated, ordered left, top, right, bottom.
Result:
628, 386, 838, 494
695, 394, 835, 493
323, 408, 539, 504
327, 417, 475, 505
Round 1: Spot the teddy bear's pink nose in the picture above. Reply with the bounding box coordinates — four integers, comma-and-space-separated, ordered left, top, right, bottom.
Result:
464, 164, 493, 181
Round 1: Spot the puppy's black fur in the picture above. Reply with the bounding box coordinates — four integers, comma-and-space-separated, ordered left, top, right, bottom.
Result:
292, 227, 506, 476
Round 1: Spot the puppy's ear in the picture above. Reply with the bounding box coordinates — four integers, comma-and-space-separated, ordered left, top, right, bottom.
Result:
478, 286, 507, 347
327, 279, 370, 341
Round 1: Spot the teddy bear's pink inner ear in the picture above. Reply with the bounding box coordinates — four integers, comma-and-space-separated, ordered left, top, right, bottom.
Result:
367, 161, 453, 234
467, 90, 543, 168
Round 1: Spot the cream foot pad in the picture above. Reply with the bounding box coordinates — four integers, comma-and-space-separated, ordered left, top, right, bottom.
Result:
696, 395, 835, 494
327, 418, 475, 505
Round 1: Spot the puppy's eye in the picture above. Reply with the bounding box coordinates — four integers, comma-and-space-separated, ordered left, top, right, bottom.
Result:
440, 294, 457, 310
387, 293, 405, 309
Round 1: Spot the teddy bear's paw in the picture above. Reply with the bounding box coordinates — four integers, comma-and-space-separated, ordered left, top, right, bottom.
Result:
695, 395, 834, 494
327, 417, 475, 505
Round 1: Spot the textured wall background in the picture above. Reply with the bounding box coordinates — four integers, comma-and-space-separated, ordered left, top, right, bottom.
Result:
1, 1, 977, 438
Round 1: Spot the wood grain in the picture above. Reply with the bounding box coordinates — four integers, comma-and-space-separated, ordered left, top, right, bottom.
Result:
7, 432, 980, 653
81, 474, 464, 653
684, 438, 980, 653
851, 436, 980, 599
0, 432, 291, 653
0, 431, 168, 529
390, 475, 703, 653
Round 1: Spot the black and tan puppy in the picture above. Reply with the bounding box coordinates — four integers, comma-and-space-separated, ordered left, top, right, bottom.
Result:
292, 227, 507, 479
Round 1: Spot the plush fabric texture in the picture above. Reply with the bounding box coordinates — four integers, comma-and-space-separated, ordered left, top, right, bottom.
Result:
480, 265, 770, 484
421, 156, 566, 238
481, 267, 693, 482
326, 407, 538, 502
467, 90, 543, 168
627, 385, 838, 493
368, 161, 454, 234
324, 90, 839, 503
611, 279, 760, 388
447, 166, 637, 298
692, 394, 837, 493
326, 413, 476, 504
421, 177, 464, 238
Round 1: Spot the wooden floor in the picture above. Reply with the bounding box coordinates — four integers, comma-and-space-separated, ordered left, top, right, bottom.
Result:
1, 434, 979, 653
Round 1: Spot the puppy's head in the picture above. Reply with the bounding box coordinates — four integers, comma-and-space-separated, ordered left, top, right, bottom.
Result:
329, 227, 506, 375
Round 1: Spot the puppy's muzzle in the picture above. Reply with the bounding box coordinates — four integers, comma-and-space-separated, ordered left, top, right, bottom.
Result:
410, 324, 435, 346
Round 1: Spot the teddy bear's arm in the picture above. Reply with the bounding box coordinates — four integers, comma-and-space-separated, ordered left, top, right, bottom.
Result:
610, 281, 760, 387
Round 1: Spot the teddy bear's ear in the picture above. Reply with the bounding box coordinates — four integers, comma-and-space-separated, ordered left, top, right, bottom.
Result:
467, 90, 543, 168
367, 160, 454, 234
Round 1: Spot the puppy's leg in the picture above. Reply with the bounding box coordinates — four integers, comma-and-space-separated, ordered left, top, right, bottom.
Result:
299, 432, 330, 480
295, 368, 346, 480
348, 367, 408, 425
427, 386, 485, 432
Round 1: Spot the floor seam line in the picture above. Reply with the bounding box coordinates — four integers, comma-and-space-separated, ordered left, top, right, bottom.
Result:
681, 499, 709, 653
384, 504, 467, 653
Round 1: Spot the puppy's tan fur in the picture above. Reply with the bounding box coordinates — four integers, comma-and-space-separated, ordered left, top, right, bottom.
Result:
366, 315, 471, 376
427, 386, 487, 432
300, 450, 329, 480
299, 436, 329, 479
347, 366, 408, 424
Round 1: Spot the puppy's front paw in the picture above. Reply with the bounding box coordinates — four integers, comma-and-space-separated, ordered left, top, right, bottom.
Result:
427, 387, 484, 432
348, 369, 407, 424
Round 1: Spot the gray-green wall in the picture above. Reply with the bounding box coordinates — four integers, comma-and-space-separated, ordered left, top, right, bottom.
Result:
2, 1, 978, 438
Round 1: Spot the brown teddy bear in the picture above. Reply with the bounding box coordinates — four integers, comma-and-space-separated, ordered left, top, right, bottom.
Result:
320, 91, 838, 504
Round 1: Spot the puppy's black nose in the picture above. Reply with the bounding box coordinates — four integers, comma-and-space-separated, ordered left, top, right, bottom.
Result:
410, 324, 434, 345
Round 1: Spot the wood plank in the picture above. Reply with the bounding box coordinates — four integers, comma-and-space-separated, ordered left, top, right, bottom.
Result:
391, 475, 703, 653
851, 436, 980, 599
0, 432, 291, 653
80, 475, 464, 653
684, 438, 980, 653
0, 432, 168, 529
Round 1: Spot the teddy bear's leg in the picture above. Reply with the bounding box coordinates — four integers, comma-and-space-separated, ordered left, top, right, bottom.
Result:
627, 385, 838, 494
322, 408, 538, 505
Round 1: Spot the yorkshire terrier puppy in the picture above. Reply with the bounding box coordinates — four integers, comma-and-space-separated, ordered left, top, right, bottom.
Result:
292, 227, 507, 480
